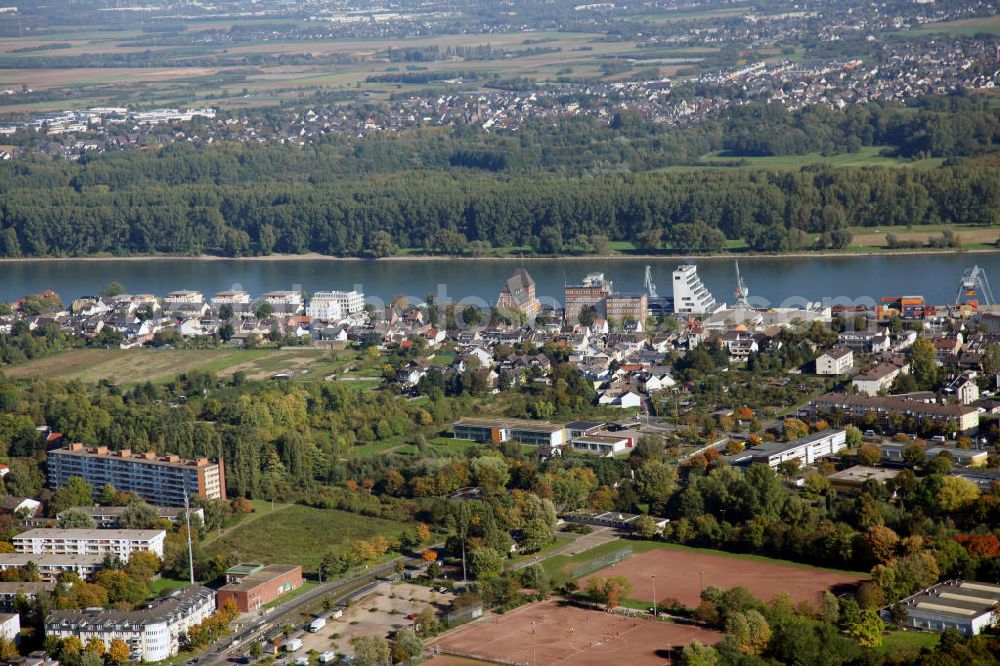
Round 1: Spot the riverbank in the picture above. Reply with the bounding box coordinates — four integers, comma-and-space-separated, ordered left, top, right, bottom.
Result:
2, 246, 1000, 264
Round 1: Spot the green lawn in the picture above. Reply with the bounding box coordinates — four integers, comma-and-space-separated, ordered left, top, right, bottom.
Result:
202, 505, 412, 574
149, 575, 190, 596
876, 630, 940, 655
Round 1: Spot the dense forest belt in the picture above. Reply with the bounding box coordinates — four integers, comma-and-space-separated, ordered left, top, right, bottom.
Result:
1, 165, 999, 258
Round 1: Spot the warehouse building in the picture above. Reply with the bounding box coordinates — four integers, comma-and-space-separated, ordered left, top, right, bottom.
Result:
216, 563, 303, 613
885, 580, 1000, 636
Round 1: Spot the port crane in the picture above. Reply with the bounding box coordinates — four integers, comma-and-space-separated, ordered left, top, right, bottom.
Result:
956, 265, 994, 307
644, 265, 657, 298
734, 260, 750, 308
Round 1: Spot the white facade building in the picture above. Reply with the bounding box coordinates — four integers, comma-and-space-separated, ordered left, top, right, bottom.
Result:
305, 294, 344, 321
745, 429, 847, 468
0, 613, 19, 642
312, 290, 365, 315
816, 348, 854, 375
672, 264, 717, 315
14, 529, 166, 559
163, 291, 204, 304
46, 585, 216, 662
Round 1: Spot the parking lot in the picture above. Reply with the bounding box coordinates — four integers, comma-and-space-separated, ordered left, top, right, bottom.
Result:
285, 582, 455, 659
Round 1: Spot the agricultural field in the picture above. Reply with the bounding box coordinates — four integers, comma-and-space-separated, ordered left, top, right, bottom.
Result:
583, 541, 867, 609
202, 504, 412, 574
0, 27, 675, 110
0, 348, 361, 384
429, 600, 721, 666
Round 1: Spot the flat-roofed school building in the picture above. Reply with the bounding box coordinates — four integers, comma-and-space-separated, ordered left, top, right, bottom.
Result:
451, 418, 566, 447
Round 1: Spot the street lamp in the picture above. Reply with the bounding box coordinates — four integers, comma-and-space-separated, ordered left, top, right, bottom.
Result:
651, 574, 657, 618
698, 570, 705, 593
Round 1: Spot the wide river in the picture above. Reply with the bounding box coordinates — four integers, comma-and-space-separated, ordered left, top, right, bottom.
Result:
2, 253, 999, 309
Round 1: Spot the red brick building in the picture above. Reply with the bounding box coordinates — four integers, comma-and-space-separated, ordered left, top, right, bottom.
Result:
216, 563, 303, 613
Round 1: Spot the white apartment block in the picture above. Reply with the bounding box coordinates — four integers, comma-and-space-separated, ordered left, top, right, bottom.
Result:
672, 264, 718, 315
0, 613, 19, 642
210, 291, 251, 305
163, 290, 204, 304
259, 291, 303, 305
313, 290, 365, 315
305, 293, 344, 321
816, 347, 854, 375
46, 585, 216, 662
0, 554, 105, 581
14, 529, 166, 559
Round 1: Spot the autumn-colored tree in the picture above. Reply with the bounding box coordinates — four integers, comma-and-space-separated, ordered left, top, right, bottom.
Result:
954, 534, 1000, 558
864, 526, 899, 565
84, 638, 105, 656
857, 443, 881, 466
782, 418, 810, 441
586, 576, 633, 610
230, 497, 253, 514
107, 638, 130, 666
415, 523, 431, 544
61, 637, 83, 657
421, 549, 438, 563
0, 637, 17, 661
384, 470, 405, 496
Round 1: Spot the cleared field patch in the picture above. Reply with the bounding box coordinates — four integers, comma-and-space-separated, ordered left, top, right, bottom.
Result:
588, 544, 866, 609
1, 348, 350, 384
429, 600, 721, 666
691, 147, 943, 170
904, 16, 1000, 36
849, 224, 1000, 248
0, 66, 220, 89
202, 505, 411, 574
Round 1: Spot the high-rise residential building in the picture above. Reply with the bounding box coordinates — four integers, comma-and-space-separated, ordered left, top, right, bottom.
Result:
47, 445, 225, 507
672, 264, 717, 315
46, 585, 216, 662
